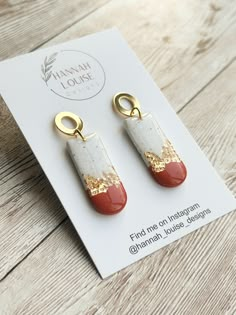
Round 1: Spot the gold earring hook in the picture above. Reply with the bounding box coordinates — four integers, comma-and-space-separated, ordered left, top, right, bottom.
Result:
113, 93, 143, 119
55, 112, 86, 141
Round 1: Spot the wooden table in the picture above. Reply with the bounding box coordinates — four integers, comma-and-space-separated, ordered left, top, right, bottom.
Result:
0, 1, 235, 314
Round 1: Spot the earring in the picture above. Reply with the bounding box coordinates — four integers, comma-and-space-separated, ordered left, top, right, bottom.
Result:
113, 93, 187, 187
55, 112, 127, 215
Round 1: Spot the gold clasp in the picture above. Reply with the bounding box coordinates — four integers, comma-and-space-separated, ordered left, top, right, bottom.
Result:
55, 112, 86, 141
113, 93, 143, 119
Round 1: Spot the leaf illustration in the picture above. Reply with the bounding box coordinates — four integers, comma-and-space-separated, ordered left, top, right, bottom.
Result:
46, 58, 56, 66
41, 52, 57, 85
41, 64, 45, 75
46, 71, 52, 81
48, 52, 57, 61
45, 64, 53, 72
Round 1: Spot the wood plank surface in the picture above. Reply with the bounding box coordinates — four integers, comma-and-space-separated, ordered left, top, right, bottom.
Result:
1, 0, 236, 280
0, 0, 110, 60
0, 0, 111, 280
0, 57, 235, 315
0, 0, 235, 313
46, 0, 236, 110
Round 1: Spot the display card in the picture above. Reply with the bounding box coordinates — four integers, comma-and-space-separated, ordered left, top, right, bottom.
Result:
0, 29, 235, 278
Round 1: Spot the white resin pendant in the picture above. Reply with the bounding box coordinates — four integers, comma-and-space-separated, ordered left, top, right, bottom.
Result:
67, 133, 127, 214
124, 113, 187, 187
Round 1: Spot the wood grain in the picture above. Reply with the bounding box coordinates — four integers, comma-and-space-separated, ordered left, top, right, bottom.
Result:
0, 0, 236, 278
1, 0, 236, 280
0, 59, 235, 314
0, 0, 111, 280
0, 0, 235, 313
45, 0, 236, 110
0, 99, 67, 281
0, 0, 110, 60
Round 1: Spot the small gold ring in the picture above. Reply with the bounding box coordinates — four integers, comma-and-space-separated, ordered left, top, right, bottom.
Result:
55, 112, 83, 136
113, 93, 142, 118
130, 107, 142, 119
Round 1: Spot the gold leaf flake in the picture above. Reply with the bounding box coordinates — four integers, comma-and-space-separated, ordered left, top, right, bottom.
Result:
84, 172, 121, 196
144, 140, 181, 173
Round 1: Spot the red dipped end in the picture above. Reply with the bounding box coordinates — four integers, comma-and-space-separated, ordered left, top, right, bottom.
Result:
88, 183, 127, 215
149, 161, 187, 187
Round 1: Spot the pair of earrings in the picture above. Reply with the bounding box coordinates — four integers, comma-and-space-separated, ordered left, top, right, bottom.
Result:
55, 93, 187, 216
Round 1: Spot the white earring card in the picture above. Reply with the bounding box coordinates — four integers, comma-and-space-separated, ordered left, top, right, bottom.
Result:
0, 29, 235, 278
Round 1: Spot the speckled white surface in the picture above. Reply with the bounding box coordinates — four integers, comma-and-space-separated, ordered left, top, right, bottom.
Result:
124, 113, 166, 166
67, 133, 117, 188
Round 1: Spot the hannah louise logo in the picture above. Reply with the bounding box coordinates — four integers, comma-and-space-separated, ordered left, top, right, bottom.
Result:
41, 50, 106, 101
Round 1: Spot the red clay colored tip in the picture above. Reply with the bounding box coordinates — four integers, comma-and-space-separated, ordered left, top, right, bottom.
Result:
89, 183, 127, 215
149, 161, 187, 187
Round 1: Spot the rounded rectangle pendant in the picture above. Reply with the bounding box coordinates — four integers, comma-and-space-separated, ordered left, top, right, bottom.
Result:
124, 113, 187, 187
67, 133, 127, 214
